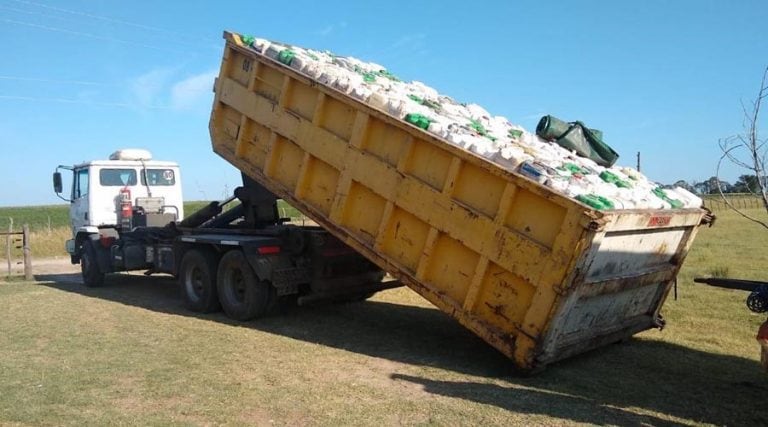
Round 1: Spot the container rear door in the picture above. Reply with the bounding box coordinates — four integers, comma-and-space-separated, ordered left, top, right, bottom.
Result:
536, 210, 704, 365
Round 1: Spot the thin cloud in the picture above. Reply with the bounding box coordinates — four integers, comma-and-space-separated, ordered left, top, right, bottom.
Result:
365, 33, 429, 62
126, 67, 215, 111
391, 33, 426, 50
316, 25, 334, 36
522, 112, 547, 121
624, 117, 668, 131
315, 21, 348, 37
170, 70, 217, 110
130, 67, 175, 108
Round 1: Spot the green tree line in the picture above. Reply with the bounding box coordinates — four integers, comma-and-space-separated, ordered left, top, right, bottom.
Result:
668, 175, 766, 195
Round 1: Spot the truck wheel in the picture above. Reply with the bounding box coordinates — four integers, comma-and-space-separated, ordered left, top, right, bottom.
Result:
217, 249, 273, 321
179, 249, 221, 313
81, 240, 105, 287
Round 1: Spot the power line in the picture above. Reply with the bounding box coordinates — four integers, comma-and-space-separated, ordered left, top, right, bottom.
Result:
0, 75, 113, 86
0, 94, 171, 109
0, 18, 191, 53
0, 2, 218, 51
4, 0, 217, 43
0, 4, 68, 20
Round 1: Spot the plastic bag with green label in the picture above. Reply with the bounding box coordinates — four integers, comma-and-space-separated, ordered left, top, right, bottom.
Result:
536, 115, 619, 167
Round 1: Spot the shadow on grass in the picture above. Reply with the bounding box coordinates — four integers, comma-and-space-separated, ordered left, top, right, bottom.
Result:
391, 373, 679, 426
37, 272, 768, 426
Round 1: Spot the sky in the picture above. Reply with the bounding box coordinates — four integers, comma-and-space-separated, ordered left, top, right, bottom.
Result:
0, 0, 766, 206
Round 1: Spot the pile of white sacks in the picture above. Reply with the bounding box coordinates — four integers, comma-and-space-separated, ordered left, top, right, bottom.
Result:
242, 35, 702, 210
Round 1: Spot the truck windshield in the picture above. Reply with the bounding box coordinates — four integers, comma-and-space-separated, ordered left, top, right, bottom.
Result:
99, 168, 137, 186
140, 168, 175, 186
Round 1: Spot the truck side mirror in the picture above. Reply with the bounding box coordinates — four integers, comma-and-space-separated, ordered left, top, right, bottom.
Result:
53, 172, 63, 194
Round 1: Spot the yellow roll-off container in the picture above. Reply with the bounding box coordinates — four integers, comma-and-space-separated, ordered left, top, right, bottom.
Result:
209, 32, 707, 371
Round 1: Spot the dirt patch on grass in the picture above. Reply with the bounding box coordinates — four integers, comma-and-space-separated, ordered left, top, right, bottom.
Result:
1, 256, 79, 280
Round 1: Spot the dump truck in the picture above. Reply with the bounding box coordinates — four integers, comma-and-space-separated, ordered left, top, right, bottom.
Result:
53, 149, 395, 318
54, 31, 709, 372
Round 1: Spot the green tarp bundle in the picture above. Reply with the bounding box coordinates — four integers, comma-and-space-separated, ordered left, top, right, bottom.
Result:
536, 115, 619, 167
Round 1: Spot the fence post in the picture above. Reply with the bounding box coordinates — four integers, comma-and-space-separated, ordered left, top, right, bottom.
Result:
6, 218, 12, 277
22, 224, 32, 281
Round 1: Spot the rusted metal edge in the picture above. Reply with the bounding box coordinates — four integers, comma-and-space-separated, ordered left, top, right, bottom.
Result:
534, 315, 656, 367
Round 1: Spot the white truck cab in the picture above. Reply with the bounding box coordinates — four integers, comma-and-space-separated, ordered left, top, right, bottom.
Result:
54, 149, 184, 256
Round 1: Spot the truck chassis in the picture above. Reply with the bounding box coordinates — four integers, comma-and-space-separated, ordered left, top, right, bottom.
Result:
72, 176, 399, 320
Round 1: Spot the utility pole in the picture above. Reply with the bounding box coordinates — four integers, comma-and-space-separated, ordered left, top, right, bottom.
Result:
636, 151, 641, 172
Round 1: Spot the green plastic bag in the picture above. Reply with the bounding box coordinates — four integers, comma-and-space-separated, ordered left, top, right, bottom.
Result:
652, 187, 684, 209
407, 94, 441, 111
467, 119, 496, 141
599, 170, 632, 188
277, 49, 296, 66
576, 193, 615, 210
536, 115, 619, 167
404, 113, 434, 130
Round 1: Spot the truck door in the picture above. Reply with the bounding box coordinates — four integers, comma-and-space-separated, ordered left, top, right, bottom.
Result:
70, 167, 90, 233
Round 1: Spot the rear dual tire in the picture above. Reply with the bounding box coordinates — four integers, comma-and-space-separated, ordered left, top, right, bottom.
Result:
179, 249, 221, 313
216, 250, 274, 321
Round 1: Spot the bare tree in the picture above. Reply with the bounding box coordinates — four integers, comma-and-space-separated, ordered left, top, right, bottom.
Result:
717, 66, 768, 229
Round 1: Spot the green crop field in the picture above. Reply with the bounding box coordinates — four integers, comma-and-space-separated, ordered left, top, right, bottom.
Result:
0, 205, 70, 232
0, 207, 766, 425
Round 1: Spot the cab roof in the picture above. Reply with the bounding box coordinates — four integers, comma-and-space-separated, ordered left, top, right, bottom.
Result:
73, 159, 179, 168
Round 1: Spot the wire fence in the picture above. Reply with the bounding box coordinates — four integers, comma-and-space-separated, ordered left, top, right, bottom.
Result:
702, 193, 766, 211
2, 219, 33, 280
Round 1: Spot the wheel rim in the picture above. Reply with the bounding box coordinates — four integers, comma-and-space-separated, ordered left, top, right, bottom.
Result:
185, 265, 205, 302
230, 268, 246, 303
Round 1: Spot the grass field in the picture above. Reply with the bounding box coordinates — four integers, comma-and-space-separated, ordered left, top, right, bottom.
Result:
0, 208, 767, 425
